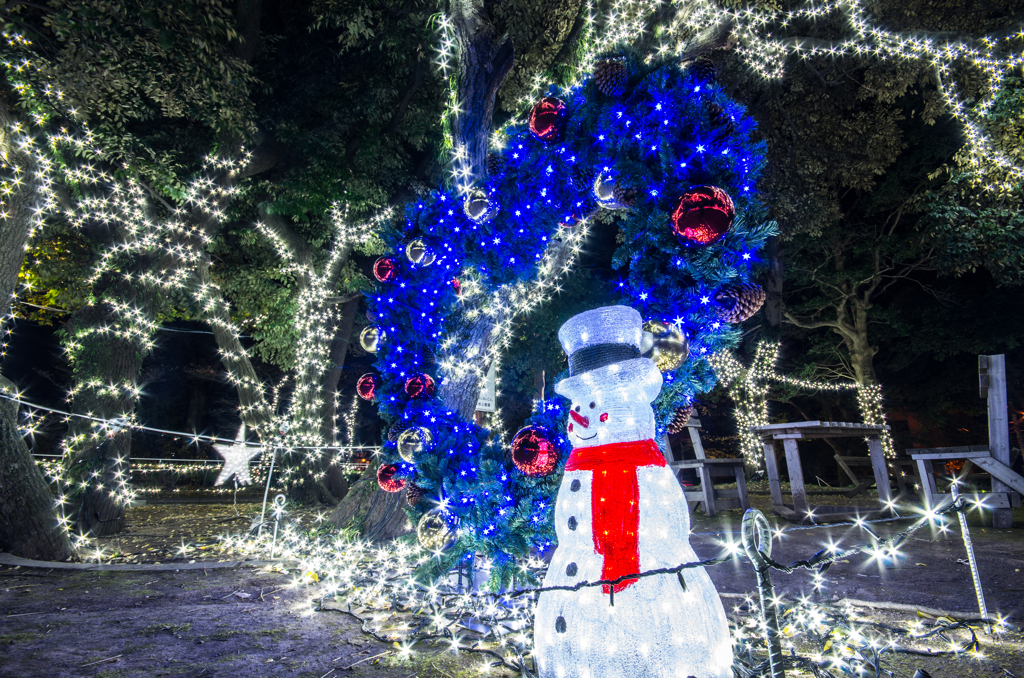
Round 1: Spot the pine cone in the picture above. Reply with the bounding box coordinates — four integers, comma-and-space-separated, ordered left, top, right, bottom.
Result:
594, 58, 628, 98
405, 483, 424, 507
714, 283, 766, 323
705, 101, 736, 143
418, 344, 436, 367
486, 152, 505, 177
387, 421, 406, 442
691, 57, 717, 83
667, 403, 695, 434
594, 173, 636, 210
570, 163, 596, 192
705, 101, 733, 129
613, 184, 637, 208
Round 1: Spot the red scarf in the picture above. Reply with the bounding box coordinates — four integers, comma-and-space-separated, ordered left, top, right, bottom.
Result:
565, 439, 666, 594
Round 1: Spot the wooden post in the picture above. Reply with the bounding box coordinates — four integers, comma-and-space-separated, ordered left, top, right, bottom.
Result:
866, 436, 893, 507
914, 458, 937, 508
698, 463, 717, 517
762, 440, 784, 506
688, 422, 707, 460
981, 355, 1014, 528
734, 464, 751, 511
782, 438, 808, 517
657, 433, 675, 465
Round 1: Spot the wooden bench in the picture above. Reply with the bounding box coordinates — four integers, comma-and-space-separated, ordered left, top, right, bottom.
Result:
664, 417, 749, 517
751, 421, 894, 523
908, 446, 1024, 510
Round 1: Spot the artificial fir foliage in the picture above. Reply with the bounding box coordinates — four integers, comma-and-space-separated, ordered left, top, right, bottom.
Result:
365, 53, 774, 586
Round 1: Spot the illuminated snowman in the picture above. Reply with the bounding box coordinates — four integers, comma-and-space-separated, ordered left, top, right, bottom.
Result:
533, 306, 733, 678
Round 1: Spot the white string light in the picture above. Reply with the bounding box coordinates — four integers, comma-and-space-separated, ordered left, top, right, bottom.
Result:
436, 2, 1023, 197
710, 340, 895, 468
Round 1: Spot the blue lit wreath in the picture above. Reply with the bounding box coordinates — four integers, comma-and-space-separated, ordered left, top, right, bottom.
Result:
360, 54, 775, 586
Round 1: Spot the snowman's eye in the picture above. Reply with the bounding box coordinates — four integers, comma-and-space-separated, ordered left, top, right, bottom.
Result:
574, 405, 581, 412
589, 402, 595, 409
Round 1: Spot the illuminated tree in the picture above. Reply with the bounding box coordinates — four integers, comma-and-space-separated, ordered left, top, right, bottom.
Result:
0, 94, 74, 559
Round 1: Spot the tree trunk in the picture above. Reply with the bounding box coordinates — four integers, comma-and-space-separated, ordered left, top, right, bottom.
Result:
192, 256, 274, 434
0, 100, 73, 557
322, 297, 359, 443
186, 386, 208, 434
327, 463, 410, 541
321, 297, 359, 500
0, 376, 75, 561
763, 236, 783, 335
63, 289, 156, 537
450, 0, 514, 187
0, 100, 39, 322
438, 312, 498, 420
330, 0, 517, 537
838, 303, 878, 385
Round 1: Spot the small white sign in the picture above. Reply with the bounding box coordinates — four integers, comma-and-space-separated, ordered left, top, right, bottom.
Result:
475, 362, 496, 413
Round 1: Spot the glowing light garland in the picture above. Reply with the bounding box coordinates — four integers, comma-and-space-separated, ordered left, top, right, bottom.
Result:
709, 340, 896, 468
254, 204, 393, 496
1, 389, 379, 451
8, 390, 376, 502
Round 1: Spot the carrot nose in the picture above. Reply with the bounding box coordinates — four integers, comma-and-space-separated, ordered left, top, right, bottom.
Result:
569, 410, 590, 428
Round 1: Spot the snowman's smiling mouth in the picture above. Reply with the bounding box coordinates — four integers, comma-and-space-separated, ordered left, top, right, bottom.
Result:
574, 431, 598, 441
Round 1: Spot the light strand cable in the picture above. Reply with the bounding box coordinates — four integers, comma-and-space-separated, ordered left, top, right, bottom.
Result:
951, 480, 989, 623
13, 301, 253, 336
0, 392, 377, 451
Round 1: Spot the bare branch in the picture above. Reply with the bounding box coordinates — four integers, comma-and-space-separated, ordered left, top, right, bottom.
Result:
782, 311, 842, 331
232, 137, 288, 179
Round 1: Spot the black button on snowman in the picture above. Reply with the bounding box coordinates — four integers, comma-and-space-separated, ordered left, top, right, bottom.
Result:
533, 306, 733, 678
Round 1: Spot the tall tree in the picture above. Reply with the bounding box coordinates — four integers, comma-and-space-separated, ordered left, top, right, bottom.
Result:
0, 95, 74, 559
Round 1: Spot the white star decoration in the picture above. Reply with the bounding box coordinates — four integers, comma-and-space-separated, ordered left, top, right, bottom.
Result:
213, 423, 261, 486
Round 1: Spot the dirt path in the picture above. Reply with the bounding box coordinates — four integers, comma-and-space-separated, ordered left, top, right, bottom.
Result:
0, 565, 485, 678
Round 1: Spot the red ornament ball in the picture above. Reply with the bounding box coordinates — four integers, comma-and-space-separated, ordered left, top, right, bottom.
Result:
529, 97, 566, 143
373, 257, 399, 282
404, 373, 436, 399
511, 426, 559, 477
356, 373, 378, 401
451, 278, 462, 296
376, 464, 405, 492
670, 186, 735, 246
